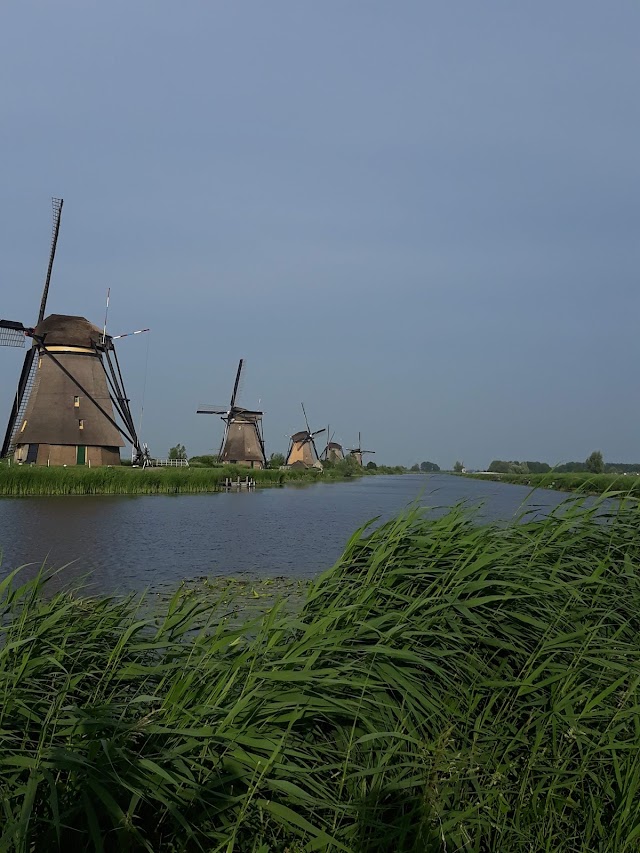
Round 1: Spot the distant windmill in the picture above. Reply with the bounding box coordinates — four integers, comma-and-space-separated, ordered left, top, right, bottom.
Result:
0, 198, 149, 466
321, 425, 344, 462
285, 403, 325, 469
197, 358, 266, 468
347, 432, 375, 466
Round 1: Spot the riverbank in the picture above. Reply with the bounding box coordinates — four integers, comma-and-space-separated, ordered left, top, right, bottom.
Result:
466, 470, 640, 494
0, 462, 404, 496
2, 497, 639, 851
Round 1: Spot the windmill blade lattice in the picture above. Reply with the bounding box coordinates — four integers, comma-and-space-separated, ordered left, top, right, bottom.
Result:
230, 359, 244, 409
0, 321, 27, 348
38, 197, 64, 325
196, 357, 266, 468
1, 348, 38, 457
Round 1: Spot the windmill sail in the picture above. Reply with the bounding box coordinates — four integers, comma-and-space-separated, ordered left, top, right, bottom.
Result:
38, 198, 63, 324
0, 320, 27, 348
1, 198, 64, 458
2, 200, 149, 465
347, 431, 375, 466
285, 403, 325, 468
1, 347, 38, 458
196, 358, 266, 468
322, 429, 344, 462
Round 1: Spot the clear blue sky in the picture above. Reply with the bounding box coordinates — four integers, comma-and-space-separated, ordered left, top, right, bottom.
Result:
1, 1, 638, 468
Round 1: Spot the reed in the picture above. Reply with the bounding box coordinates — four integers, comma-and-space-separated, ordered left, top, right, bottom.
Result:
0, 464, 319, 496
2, 497, 640, 850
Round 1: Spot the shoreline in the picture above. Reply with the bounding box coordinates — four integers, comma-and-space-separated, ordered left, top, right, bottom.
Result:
463, 470, 640, 496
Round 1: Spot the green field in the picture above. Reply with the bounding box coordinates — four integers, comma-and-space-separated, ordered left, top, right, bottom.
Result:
2, 496, 640, 850
468, 470, 640, 494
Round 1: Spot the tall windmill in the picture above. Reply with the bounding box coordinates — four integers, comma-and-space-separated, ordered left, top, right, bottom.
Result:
285, 403, 325, 469
347, 432, 375, 466
321, 425, 344, 462
0, 198, 148, 466
197, 358, 266, 468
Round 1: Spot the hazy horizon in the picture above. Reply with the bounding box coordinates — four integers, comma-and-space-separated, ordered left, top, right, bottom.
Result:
1, 2, 638, 469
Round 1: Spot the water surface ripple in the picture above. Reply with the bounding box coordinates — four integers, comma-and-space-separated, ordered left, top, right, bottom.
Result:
0, 474, 574, 594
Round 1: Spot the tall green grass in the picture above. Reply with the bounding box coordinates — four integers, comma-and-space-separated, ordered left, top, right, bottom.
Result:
0, 465, 319, 496
2, 498, 640, 850
0, 460, 407, 496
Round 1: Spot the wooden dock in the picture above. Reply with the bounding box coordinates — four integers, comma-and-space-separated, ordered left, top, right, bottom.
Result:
221, 476, 256, 491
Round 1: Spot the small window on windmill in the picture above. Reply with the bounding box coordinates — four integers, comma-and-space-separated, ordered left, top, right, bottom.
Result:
74, 395, 80, 407
79, 419, 84, 430
20, 419, 27, 433
38, 358, 42, 369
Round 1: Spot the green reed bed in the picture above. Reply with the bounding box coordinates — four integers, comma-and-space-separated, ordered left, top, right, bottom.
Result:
470, 470, 640, 495
0, 465, 320, 496
2, 498, 640, 851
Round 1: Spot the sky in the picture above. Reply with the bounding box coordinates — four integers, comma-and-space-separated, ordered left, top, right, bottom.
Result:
1, 1, 638, 469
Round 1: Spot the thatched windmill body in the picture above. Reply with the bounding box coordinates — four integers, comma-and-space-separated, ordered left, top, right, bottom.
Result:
0, 199, 148, 466
197, 359, 266, 468
285, 404, 325, 469
347, 432, 375, 466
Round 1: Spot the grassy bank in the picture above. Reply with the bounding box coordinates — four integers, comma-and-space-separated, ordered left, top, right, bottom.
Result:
0, 461, 405, 496
0, 465, 312, 495
2, 497, 640, 850
468, 470, 640, 494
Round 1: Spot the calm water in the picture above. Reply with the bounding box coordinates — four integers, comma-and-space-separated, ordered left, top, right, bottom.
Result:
0, 474, 573, 594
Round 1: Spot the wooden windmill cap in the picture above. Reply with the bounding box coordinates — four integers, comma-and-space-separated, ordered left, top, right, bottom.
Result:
34, 314, 105, 348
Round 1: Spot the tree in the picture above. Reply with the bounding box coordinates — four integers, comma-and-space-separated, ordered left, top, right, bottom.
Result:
585, 450, 604, 474
366, 460, 378, 470
269, 452, 285, 468
335, 456, 361, 477
420, 461, 440, 472
188, 454, 219, 467
526, 461, 551, 474
410, 463, 420, 472
556, 462, 587, 473
453, 460, 464, 473
488, 459, 549, 475
168, 444, 187, 460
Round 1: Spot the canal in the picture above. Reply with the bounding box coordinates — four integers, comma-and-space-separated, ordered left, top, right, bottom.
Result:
0, 473, 574, 593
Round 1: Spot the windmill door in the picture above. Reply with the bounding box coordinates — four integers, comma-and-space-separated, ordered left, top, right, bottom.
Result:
76, 445, 86, 465
25, 444, 38, 464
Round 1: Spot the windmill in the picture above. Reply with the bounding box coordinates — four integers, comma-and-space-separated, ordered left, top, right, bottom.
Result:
197, 358, 266, 468
347, 432, 375, 466
0, 198, 149, 466
321, 425, 345, 462
285, 403, 325, 469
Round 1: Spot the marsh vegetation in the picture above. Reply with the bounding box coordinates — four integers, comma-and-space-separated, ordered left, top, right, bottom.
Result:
0, 459, 405, 496
1, 497, 640, 850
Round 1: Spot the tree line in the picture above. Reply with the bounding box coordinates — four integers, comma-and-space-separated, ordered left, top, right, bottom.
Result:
486, 451, 640, 475
410, 461, 441, 472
